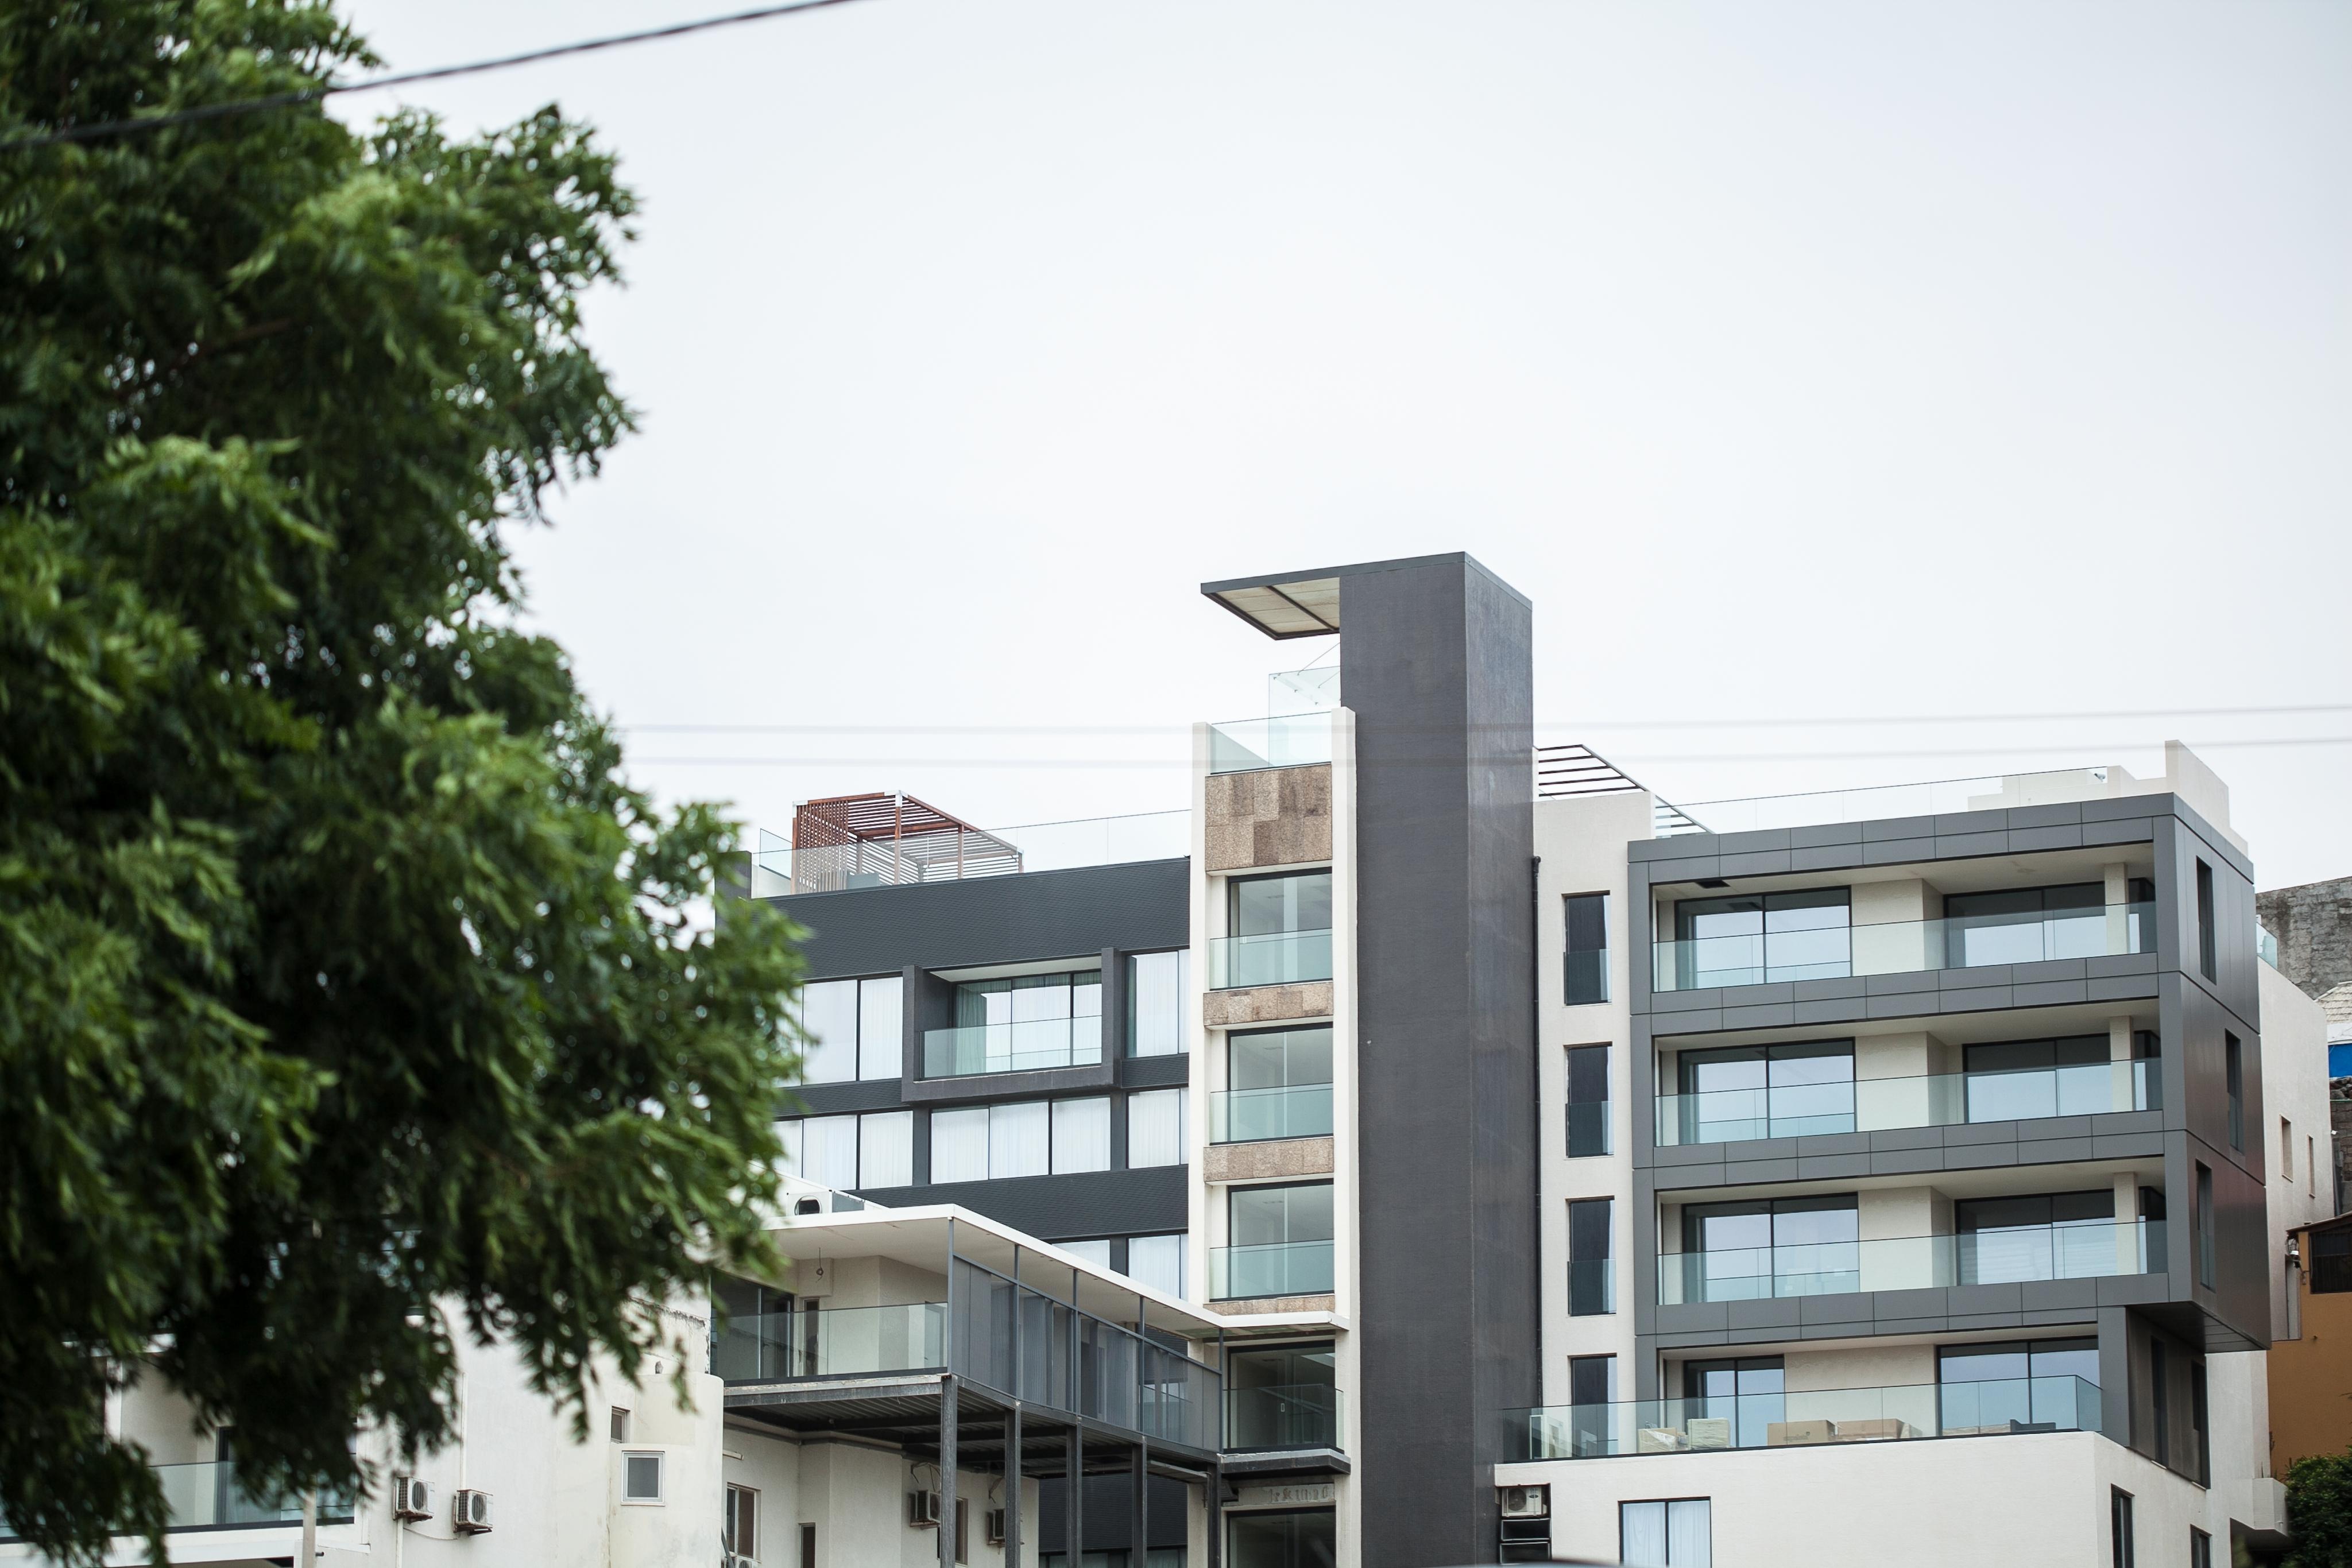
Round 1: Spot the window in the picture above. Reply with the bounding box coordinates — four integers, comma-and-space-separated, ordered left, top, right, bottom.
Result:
1127, 1088, 1189, 1168
1682, 1357, 1782, 1450
2190, 1528, 2212, 1568
1564, 892, 1610, 1005
1225, 1342, 1337, 1449
859, 1110, 914, 1189
2311, 1136, 2318, 1197
1569, 1198, 1614, 1316
1566, 1354, 1616, 1456
2285, 1118, 2296, 1180
1128, 951, 1189, 1056
945, 970, 1102, 1074
794, 976, 905, 1085
930, 1106, 989, 1184
778, 1111, 912, 1191
2191, 1357, 2210, 1482
2314, 1229, 2352, 1293
1127, 1233, 1186, 1298
990, 1101, 1051, 1178
2150, 1338, 2169, 1466
955, 1497, 969, 1564
1944, 882, 2148, 967
2226, 1035, 2244, 1150
1059, 1238, 1113, 1269
623, 1451, 664, 1503
1675, 1195, 1856, 1302
2196, 1163, 2215, 1288
1224, 1184, 1334, 1297
1232, 870, 1332, 937
1937, 1338, 2099, 1433
2196, 861, 2217, 981
1566, 1045, 1610, 1157
1620, 1499, 1711, 1567
1219, 871, 1333, 989
798, 1522, 816, 1568
1051, 1097, 1111, 1174
725, 1484, 758, 1559
609, 1407, 630, 1442
2111, 1489, 2134, 1568
1964, 1034, 2124, 1122
1225, 1026, 1334, 1143
1674, 888, 1849, 988
927, 1098, 1115, 1184
1675, 1040, 1854, 1143
1953, 1191, 2121, 1285
1228, 1507, 1334, 1567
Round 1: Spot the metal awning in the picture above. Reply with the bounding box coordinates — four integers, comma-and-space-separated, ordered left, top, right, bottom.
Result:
1201, 552, 1528, 641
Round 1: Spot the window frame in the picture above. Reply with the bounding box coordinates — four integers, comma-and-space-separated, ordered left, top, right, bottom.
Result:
2195, 861, 2217, 981
1619, 1497, 1711, 1567
621, 1450, 666, 1505
1565, 1043, 1611, 1158
2111, 1487, 2134, 1568
725, 1482, 759, 1559
1564, 892, 1611, 1005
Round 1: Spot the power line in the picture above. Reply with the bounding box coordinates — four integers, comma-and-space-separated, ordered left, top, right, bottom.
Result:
0, 0, 873, 153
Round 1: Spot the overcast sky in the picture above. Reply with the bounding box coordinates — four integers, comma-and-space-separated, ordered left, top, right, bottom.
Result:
334, 0, 2351, 885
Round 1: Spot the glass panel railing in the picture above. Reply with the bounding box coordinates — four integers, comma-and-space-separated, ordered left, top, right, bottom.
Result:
1226, 1384, 1344, 1451
714, 1303, 945, 1381
1654, 1060, 2161, 1146
751, 808, 1191, 896
1657, 1221, 2163, 1304
1210, 1085, 1334, 1144
1208, 713, 1334, 775
1208, 930, 1333, 990
1210, 1240, 1335, 1300
1502, 1375, 2100, 1461
1652, 901, 2157, 992
2260, 926, 2281, 969
133, 1461, 358, 1531
922, 1016, 1104, 1078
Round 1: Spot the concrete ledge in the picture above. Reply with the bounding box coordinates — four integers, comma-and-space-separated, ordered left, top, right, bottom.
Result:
1205, 981, 1334, 1027
1206, 1136, 1336, 1183
1208, 1292, 1336, 1315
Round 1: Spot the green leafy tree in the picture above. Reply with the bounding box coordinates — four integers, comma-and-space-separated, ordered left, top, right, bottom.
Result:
2289, 1447, 2352, 1568
0, 5, 800, 1561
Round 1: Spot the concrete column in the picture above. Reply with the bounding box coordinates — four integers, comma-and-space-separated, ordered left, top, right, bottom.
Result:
2104, 864, 2131, 955
1065, 1427, 1082, 1568
2114, 1174, 2142, 1277
1005, 1405, 1022, 1568
940, 1378, 959, 1568
2110, 1016, 2138, 1117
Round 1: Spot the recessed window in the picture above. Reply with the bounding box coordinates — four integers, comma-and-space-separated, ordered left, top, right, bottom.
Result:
935, 970, 1102, 1075
2225, 1035, 2244, 1151
2196, 1164, 2215, 1289
1569, 1198, 1614, 1316
1220, 1183, 1333, 1298
2191, 1527, 2212, 1568
1621, 1498, 1710, 1566
1674, 1040, 1853, 1143
2285, 1118, 2295, 1180
623, 1451, 664, 1503
2150, 1338, 2170, 1466
1217, 871, 1333, 988
725, 1484, 758, 1559
1566, 1044, 1610, 1157
1674, 888, 1850, 988
1127, 950, 1189, 1057
608, 1407, 629, 1443
1564, 893, 1610, 1005
2111, 1488, 2134, 1568
2195, 861, 2217, 981
793, 975, 904, 1085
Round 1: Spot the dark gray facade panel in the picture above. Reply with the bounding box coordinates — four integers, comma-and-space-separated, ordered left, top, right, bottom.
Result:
1343, 555, 1537, 1568
857, 1165, 1187, 1242
770, 858, 1189, 979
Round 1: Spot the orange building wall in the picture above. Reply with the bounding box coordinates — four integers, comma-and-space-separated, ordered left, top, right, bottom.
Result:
2271, 1257, 2352, 1470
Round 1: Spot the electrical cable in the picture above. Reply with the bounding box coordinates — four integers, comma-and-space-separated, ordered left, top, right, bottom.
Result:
0, 0, 873, 153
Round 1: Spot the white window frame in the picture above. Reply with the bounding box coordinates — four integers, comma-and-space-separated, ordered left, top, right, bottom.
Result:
621, 1450, 666, 1505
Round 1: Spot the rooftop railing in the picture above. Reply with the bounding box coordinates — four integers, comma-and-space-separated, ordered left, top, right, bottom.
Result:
1503, 1375, 2100, 1461
1653, 901, 2155, 993
1668, 766, 2131, 838
713, 1302, 945, 1382
752, 808, 1190, 896
1655, 1059, 2160, 1147
1208, 713, 1334, 775
1657, 1219, 2163, 1306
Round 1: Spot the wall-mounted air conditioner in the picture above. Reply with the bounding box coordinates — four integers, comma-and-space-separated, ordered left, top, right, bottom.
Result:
907, 1490, 942, 1527
985, 1508, 1007, 1545
392, 1477, 434, 1521
1499, 1485, 1550, 1519
451, 1488, 494, 1534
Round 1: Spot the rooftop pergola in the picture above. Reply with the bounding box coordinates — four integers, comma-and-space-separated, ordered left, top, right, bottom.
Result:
788, 792, 1024, 893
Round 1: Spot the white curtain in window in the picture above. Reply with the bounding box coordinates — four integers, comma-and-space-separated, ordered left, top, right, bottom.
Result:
1126, 1089, 1187, 1168
858, 1110, 914, 1188
857, 976, 903, 1082
1620, 1502, 1668, 1567
1051, 1098, 1111, 1174
1667, 1500, 1711, 1566
800, 1114, 859, 1189
930, 1108, 988, 1184
989, 1101, 1051, 1179
799, 979, 858, 1085
1128, 951, 1187, 1057
1126, 1233, 1185, 1299
1059, 1239, 1112, 1269
776, 1118, 803, 1179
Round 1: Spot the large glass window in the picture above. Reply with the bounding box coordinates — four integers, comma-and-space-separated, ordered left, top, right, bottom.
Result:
1674, 888, 1850, 989
941, 970, 1102, 1075
1965, 1034, 2130, 1122
1222, 1183, 1334, 1298
927, 1098, 1115, 1184
781, 1114, 859, 1188
1567, 1355, 1616, 1457
857, 976, 903, 1081
1955, 1191, 2118, 1284
794, 976, 904, 1085
1225, 1342, 1337, 1450
1674, 1196, 1858, 1303
1620, 1499, 1710, 1567
1127, 951, 1189, 1056
1217, 872, 1334, 989
2196, 1164, 2215, 1288
930, 1107, 989, 1184
1674, 1040, 1853, 1143
1126, 1233, 1185, 1299
1127, 1089, 1188, 1168
1681, 1357, 1783, 1451
1569, 1198, 1614, 1316
1051, 1097, 1111, 1174
990, 1099, 1051, 1179
1232, 871, 1332, 938
858, 1110, 914, 1188
1228, 1507, 1335, 1568
1565, 892, 1610, 1005
1222, 1026, 1333, 1143
1943, 882, 2150, 968
1566, 1044, 1610, 1157
1936, 1337, 2099, 1433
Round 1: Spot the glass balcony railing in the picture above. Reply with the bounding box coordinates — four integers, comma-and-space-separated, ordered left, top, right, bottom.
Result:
1657, 1220, 2164, 1305
1211, 1084, 1334, 1144
1209, 930, 1333, 990
1208, 713, 1334, 775
1654, 1059, 2161, 1147
1, 1460, 361, 1540
1210, 1240, 1336, 1300
713, 1303, 946, 1382
1226, 1384, 1344, 1450
921, 1016, 1102, 1078
2260, 926, 2281, 969
1502, 1375, 2101, 1461
1653, 901, 2157, 992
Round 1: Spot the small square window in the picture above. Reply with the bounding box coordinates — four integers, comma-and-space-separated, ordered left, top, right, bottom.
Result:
623, 1451, 664, 1503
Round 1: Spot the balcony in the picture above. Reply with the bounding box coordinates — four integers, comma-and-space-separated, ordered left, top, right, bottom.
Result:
1502, 1375, 2100, 1461
713, 1302, 946, 1381
1210, 1240, 1336, 1300
1208, 713, 1334, 775
0, 1462, 357, 1543
1226, 1384, 1344, 1451
1654, 1059, 2160, 1147
1651, 901, 2156, 993
922, 1017, 1104, 1078
1656, 1220, 2163, 1305
1209, 930, 1333, 990
1210, 1085, 1334, 1144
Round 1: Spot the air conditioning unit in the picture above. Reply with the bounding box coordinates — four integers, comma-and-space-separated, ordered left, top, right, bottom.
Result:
392, 1477, 434, 1521
907, 1489, 941, 1528
985, 1508, 1007, 1545
1499, 1484, 1550, 1519
451, 1488, 493, 1534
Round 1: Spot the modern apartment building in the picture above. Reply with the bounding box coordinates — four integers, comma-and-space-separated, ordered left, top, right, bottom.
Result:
16, 553, 2331, 1568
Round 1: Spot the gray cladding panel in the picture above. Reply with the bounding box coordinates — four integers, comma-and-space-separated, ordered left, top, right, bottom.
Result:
771, 858, 1188, 978
857, 1165, 1187, 1242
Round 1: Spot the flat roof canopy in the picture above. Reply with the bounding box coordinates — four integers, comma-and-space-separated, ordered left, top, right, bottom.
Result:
1201, 551, 1525, 640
